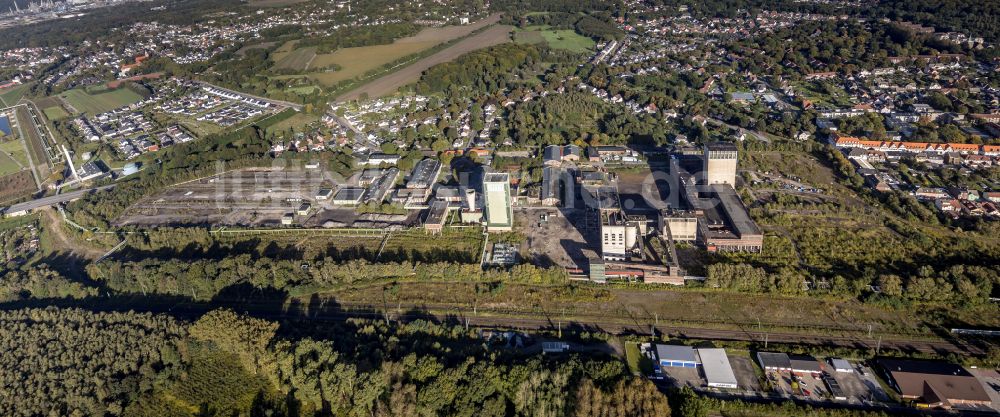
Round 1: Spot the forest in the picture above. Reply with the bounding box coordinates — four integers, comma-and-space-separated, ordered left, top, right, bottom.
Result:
0, 306, 672, 417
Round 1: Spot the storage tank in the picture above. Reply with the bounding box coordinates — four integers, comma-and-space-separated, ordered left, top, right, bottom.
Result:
625, 224, 638, 250
465, 189, 477, 211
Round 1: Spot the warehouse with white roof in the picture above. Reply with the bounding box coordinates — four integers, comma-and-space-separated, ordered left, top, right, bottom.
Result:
697, 348, 738, 389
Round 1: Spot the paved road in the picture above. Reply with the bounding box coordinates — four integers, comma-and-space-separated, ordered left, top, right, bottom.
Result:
193, 80, 304, 111
2, 185, 114, 214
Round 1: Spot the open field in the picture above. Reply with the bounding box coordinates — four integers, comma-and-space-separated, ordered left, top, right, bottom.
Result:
58, 87, 143, 115
272, 46, 316, 71
0, 170, 36, 203
42, 106, 70, 121
300, 15, 503, 87
515, 26, 595, 53
0, 139, 26, 176
336, 24, 513, 101
0, 83, 31, 107
262, 112, 319, 136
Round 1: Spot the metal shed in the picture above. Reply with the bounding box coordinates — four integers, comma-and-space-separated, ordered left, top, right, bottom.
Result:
698, 348, 738, 389
656, 345, 699, 368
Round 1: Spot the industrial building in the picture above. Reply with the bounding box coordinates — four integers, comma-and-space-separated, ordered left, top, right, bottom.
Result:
659, 210, 698, 242
423, 200, 450, 234
698, 348, 739, 389
406, 158, 442, 189
483, 172, 512, 232
655, 345, 699, 368
829, 358, 853, 373
660, 146, 763, 253
875, 359, 992, 409
757, 352, 824, 375
600, 210, 645, 261
332, 187, 366, 206
703, 142, 738, 185
756, 352, 792, 371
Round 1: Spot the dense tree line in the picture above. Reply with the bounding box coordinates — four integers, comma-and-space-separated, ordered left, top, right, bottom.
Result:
297, 23, 420, 53
501, 91, 672, 146
0, 307, 186, 416
731, 20, 938, 77
123, 309, 672, 417
87, 256, 568, 301
0, 265, 97, 302
415, 43, 542, 95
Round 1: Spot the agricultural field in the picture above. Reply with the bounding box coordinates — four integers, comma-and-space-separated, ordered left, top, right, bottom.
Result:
515, 25, 596, 53
274, 15, 503, 88
272, 46, 317, 71
336, 24, 513, 101
0, 83, 32, 107
58, 86, 143, 115
0, 170, 36, 203
42, 106, 70, 121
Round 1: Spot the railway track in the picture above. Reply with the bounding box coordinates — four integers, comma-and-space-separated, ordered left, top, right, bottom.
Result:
7, 295, 982, 357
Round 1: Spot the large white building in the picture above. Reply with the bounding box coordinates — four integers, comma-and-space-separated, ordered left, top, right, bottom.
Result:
703, 142, 738, 186
483, 172, 512, 232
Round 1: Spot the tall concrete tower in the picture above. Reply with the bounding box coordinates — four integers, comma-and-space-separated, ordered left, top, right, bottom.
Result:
483, 172, 512, 232
703, 142, 738, 186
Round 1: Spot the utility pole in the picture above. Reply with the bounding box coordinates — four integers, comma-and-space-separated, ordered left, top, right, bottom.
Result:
875, 336, 882, 355
764, 333, 769, 349
868, 324, 872, 338
655, 313, 659, 326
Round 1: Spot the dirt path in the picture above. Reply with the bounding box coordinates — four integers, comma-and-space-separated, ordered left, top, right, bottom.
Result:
40, 207, 104, 260
336, 24, 513, 102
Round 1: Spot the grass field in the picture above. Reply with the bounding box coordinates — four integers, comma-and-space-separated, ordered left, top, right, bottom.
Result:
59, 87, 143, 115
42, 106, 70, 121
272, 46, 316, 71
0, 146, 22, 176
0, 83, 32, 107
270, 40, 299, 62
275, 15, 503, 88
336, 24, 513, 101
0, 138, 28, 168
515, 26, 595, 53
308, 43, 434, 86
0, 170, 35, 203
262, 112, 319, 136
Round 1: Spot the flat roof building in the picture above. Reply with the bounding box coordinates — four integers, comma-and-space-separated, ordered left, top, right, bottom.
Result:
332, 187, 366, 206
756, 352, 792, 371
703, 142, 738, 186
655, 345, 699, 368
484, 172, 512, 232
424, 200, 450, 234
788, 355, 823, 375
316, 188, 334, 200
698, 348, 738, 389
830, 358, 853, 373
